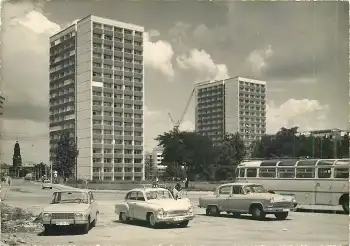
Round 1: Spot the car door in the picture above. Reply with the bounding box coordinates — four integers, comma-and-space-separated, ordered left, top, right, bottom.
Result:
133, 191, 147, 220
227, 185, 246, 212
215, 185, 233, 211
126, 191, 138, 218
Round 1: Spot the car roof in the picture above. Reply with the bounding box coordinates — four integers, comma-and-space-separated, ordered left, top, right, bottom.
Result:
128, 187, 168, 193
56, 189, 90, 193
219, 182, 260, 187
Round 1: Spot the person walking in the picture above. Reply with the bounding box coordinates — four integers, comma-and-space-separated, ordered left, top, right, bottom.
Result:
7, 176, 11, 186
184, 178, 189, 196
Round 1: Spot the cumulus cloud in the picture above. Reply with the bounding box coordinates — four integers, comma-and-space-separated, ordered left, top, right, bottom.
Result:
247, 45, 273, 75
176, 49, 229, 81
266, 98, 329, 134
144, 32, 175, 78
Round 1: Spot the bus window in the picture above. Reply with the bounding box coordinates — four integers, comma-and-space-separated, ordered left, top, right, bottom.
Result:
246, 168, 257, 178
296, 168, 315, 178
334, 168, 349, 179
259, 168, 276, 178
277, 168, 295, 178
317, 168, 331, 178
239, 168, 245, 178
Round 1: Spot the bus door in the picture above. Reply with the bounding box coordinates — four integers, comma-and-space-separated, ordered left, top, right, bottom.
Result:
315, 167, 332, 205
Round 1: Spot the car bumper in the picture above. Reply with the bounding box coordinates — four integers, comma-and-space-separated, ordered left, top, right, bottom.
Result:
156, 214, 195, 224
42, 219, 88, 226
264, 207, 295, 213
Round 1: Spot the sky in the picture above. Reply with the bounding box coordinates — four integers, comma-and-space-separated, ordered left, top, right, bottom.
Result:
0, 0, 349, 164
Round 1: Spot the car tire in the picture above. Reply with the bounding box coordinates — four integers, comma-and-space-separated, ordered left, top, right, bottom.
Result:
147, 213, 159, 229
178, 220, 189, 228
43, 225, 52, 235
207, 205, 220, 216
250, 206, 266, 220
119, 212, 130, 222
274, 212, 289, 220
341, 198, 349, 214
81, 217, 90, 234
91, 213, 97, 227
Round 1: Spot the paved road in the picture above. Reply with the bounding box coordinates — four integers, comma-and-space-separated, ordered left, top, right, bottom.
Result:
1, 180, 349, 246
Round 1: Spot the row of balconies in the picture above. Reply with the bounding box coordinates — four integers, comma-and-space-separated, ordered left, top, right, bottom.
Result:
92, 22, 143, 35
92, 43, 143, 56
92, 27, 142, 42
92, 153, 143, 159
92, 162, 143, 168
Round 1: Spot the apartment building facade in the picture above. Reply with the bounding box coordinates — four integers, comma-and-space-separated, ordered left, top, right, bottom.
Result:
195, 77, 266, 147
49, 15, 145, 181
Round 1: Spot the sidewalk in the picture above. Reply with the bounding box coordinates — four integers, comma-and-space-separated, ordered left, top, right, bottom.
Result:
295, 205, 345, 214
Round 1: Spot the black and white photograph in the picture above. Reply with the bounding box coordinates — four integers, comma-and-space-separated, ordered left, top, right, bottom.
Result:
0, 0, 349, 245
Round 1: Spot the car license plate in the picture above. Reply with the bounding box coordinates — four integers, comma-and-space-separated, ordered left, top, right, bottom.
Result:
282, 209, 290, 212
173, 216, 184, 221
56, 222, 69, 226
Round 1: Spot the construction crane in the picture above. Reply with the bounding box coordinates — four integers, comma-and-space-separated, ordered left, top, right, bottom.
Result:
168, 88, 196, 132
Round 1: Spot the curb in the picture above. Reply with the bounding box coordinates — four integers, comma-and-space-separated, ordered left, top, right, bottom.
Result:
295, 207, 346, 215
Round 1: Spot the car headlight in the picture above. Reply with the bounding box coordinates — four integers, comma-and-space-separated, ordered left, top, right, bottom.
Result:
157, 208, 165, 215
43, 213, 51, 218
188, 206, 194, 214
292, 197, 296, 203
74, 213, 85, 218
267, 198, 275, 207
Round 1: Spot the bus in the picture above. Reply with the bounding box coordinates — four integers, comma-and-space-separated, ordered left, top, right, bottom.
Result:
236, 158, 349, 213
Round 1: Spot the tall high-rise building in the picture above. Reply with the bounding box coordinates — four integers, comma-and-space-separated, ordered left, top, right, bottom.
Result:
49, 15, 145, 181
195, 76, 267, 147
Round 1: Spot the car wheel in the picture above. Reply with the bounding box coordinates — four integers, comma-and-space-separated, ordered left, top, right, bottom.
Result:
207, 205, 220, 216
250, 206, 266, 220
119, 212, 130, 222
274, 212, 289, 220
341, 198, 349, 214
91, 213, 97, 227
43, 225, 52, 235
178, 220, 189, 228
81, 217, 90, 234
147, 213, 159, 228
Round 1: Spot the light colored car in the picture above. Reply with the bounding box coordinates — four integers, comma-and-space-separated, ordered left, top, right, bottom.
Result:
115, 187, 195, 228
41, 190, 99, 234
198, 182, 297, 220
42, 179, 53, 189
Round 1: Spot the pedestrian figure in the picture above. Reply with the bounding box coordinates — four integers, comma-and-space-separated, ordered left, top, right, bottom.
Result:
184, 178, 189, 196
7, 176, 11, 186
173, 182, 181, 199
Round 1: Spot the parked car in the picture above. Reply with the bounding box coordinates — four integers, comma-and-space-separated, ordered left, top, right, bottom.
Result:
198, 182, 297, 220
42, 179, 53, 189
115, 186, 195, 228
41, 190, 98, 234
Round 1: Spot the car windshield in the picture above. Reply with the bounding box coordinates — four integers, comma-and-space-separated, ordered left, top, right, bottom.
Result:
146, 190, 173, 200
53, 191, 88, 204
244, 185, 267, 193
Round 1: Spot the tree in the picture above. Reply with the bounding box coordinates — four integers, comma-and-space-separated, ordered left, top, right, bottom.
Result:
155, 130, 216, 180
214, 132, 246, 180
341, 133, 349, 158
53, 130, 78, 178
144, 153, 152, 180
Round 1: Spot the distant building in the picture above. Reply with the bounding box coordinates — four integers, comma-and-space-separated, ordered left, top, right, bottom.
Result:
10, 141, 22, 177
299, 128, 348, 138
195, 76, 267, 147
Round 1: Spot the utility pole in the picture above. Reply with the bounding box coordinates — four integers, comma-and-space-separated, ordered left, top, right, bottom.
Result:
312, 135, 315, 158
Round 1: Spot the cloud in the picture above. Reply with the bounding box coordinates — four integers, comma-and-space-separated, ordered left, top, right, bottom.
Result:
176, 49, 229, 81
144, 32, 175, 78
246, 45, 273, 76
148, 29, 160, 37
266, 98, 330, 134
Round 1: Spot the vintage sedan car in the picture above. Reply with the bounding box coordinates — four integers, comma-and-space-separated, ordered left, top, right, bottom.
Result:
42, 179, 53, 189
198, 182, 297, 220
41, 190, 99, 234
115, 187, 195, 228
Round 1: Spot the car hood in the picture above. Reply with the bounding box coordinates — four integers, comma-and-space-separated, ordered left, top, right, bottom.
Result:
248, 193, 294, 202
43, 203, 90, 213
147, 198, 191, 211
